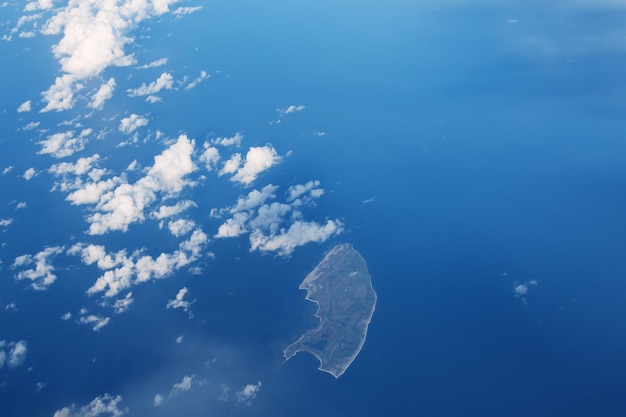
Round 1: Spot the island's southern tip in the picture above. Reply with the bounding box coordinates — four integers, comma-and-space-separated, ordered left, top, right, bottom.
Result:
284, 243, 377, 378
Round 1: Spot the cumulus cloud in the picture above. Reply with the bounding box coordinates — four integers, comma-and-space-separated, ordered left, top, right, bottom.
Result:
235, 381, 262, 404
224, 146, 280, 185
23, 121, 40, 130
89, 78, 116, 110
119, 114, 148, 134
249, 219, 342, 256
85, 134, 196, 234
199, 144, 220, 171
17, 100, 31, 112
127, 72, 174, 97
167, 218, 195, 237
38, 129, 91, 158
69, 229, 208, 298
166, 287, 195, 318
286, 180, 324, 204
215, 182, 340, 254
39, 0, 179, 112
52, 393, 127, 417
12, 246, 65, 290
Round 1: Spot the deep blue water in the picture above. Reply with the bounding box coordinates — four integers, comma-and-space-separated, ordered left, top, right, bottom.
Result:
2, 1, 626, 416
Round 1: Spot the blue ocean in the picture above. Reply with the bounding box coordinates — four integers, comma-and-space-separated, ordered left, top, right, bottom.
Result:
2, 1, 626, 416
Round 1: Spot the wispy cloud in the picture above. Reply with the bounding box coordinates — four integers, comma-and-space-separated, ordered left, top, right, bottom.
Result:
127, 73, 174, 97
39, 0, 179, 112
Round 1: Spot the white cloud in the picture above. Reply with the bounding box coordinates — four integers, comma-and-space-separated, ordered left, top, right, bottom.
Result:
166, 287, 195, 318
119, 114, 149, 134
52, 393, 127, 417
0, 218, 13, 227
61, 312, 72, 320
24, 0, 53, 12
235, 381, 262, 404
72, 229, 208, 298
174, 6, 203, 15
145, 95, 162, 104
219, 153, 242, 176
3, 166, 14, 175
215, 212, 249, 238
89, 78, 116, 110
150, 200, 196, 220
250, 219, 343, 256
38, 129, 91, 158
17, 100, 31, 112
167, 218, 195, 237
514, 280, 538, 297
0, 340, 28, 369
23, 121, 40, 130
229, 146, 280, 185
283, 104, 305, 114
185, 70, 209, 90
154, 374, 197, 407
40, 74, 82, 112
231, 184, 278, 213
286, 180, 324, 204
127, 72, 174, 97
175, 335, 183, 344
199, 144, 220, 171
136, 58, 168, 69
86, 134, 196, 235
8, 341, 27, 368
12, 246, 65, 290
23, 167, 37, 180
78, 308, 110, 331
215, 182, 341, 254
212, 132, 243, 147
39, 0, 179, 111
111, 292, 133, 314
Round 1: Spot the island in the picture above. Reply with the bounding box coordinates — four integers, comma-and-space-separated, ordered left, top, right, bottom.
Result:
284, 243, 377, 378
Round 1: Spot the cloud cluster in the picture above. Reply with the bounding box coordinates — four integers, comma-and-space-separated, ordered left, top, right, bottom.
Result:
77, 308, 110, 331
52, 135, 196, 235
215, 182, 342, 255
38, 129, 92, 158
12, 246, 65, 290
39, 0, 179, 112
0, 340, 28, 369
52, 393, 127, 417
68, 228, 208, 298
